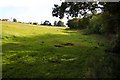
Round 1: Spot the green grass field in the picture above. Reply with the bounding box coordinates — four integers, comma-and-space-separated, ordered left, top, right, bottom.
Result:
1, 21, 120, 78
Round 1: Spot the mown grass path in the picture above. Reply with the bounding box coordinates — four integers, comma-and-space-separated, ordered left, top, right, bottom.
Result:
2, 21, 120, 78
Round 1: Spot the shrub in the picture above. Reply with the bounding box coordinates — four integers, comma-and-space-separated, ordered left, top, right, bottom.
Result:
67, 18, 89, 29
87, 14, 103, 34
87, 12, 118, 35
80, 17, 90, 29
67, 18, 79, 29
57, 21, 64, 26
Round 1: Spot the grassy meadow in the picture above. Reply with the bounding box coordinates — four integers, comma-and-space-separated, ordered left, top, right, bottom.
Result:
2, 21, 120, 78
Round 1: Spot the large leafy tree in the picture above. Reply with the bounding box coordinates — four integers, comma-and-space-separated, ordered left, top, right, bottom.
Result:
52, 2, 104, 19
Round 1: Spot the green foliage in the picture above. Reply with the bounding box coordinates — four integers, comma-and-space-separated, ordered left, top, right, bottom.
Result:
54, 21, 65, 27
80, 17, 90, 29
87, 12, 118, 35
67, 18, 80, 29
13, 18, 17, 22
67, 18, 89, 29
52, 2, 103, 19
54, 21, 57, 26
88, 14, 103, 34
57, 21, 64, 26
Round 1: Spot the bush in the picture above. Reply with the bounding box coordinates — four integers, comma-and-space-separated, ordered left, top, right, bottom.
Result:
67, 18, 79, 29
87, 12, 118, 35
87, 14, 103, 34
67, 18, 89, 29
57, 21, 64, 26
80, 17, 90, 29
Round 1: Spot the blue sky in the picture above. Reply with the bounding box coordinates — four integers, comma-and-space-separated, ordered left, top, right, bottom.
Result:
0, 0, 67, 25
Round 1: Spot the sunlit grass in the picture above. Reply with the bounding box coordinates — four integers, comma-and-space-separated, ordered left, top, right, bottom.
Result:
2, 21, 120, 78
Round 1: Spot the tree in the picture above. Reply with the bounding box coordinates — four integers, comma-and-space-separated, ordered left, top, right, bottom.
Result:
54, 21, 57, 26
67, 17, 89, 29
33, 22, 38, 25
42, 20, 52, 26
57, 21, 64, 26
52, 2, 103, 19
13, 18, 17, 22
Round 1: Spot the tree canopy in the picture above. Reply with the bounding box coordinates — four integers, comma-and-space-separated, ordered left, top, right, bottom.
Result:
52, 2, 104, 19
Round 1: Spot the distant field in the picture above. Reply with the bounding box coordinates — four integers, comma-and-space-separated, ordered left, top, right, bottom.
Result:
2, 21, 120, 78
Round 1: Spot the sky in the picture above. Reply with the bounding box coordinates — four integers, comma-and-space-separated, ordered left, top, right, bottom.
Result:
0, 0, 67, 25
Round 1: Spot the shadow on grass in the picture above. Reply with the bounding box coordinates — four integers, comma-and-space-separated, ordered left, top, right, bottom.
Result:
2, 32, 120, 78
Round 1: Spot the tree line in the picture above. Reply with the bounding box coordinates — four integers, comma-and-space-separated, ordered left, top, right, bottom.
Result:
13, 18, 65, 27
